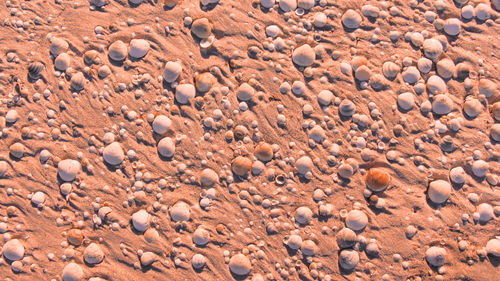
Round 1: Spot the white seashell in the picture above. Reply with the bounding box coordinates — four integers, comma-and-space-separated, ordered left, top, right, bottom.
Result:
6, 109, 19, 123
279, 0, 297, 12
425, 247, 446, 267
345, 209, 368, 231
286, 234, 302, 250
31, 191, 46, 205
2, 239, 24, 261
129, 39, 150, 59
339, 99, 356, 117
301, 240, 317, 256
486, 239, 500, 257
354, 65, 371, 81
314, 12, 327, 27
83, 50, 100, 65
342, 9, 362, 29
361, 4, 380, 18
475, 3, 490, 20
436, 58, 455, 79
295, 206, 313, 224
309, 125, 325, 142
229, 253, 252, 275
422, 38, 443, 59
191, 254, 207, 269
479, 79, 496, 99
491, 124, 500, 142
98, 65, 111, 78
58, 159, 81, 181
402, 66, 420, 84
317, 90, 333, 106
410, 32, 424, 47
140, 252, 156, 266
295, 156, 312, 175
237, 83, 255, 101
175, 84, 196, 104
461, 5, 474, 20
163, 61, 182, 83
169, 201, 190, 222
70, 72, 85, 91
55, 52, 71, 71
432, 94, 454, 115
397, 92, 415, 110
477, 203, 494, 222
103, 142, 124, 166
0, 161, 8, 177
199, 35, 215, 49
449, 166, 466, 184
193, 227, 209, 246
428, 180, 451, 204
382, 61, 400, 79
152, 115, 172, 135
471, 160, 488, 177
292, 44, 315, 67
84, 243, 104, 264
265, 25, 280, 38
337, 228, 357, 249
158, 137, 175, 157
339, 249, 359, 270
10, 142, 26, 159
427, 75, 447, 94
131, 209, 150, 232
200, 168, 219, 187
195, 72, 216, 92
444, 18, 461, 36
463, 96, 482, 118
417, 57, 433, 74
50, 37, 69, 56
108, 40, 128, 61
260, 0, 275, 9
62, 262, 84, 281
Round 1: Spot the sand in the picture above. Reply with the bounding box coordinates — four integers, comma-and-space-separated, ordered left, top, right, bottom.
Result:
0, 0, 499, 280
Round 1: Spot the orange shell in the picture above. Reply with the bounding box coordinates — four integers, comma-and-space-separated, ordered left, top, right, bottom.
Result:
365, 168, 390, 192
231, 156, 252, 176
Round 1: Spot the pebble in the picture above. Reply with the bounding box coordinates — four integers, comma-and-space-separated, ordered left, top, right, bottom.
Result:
50, 37, 69, 56
432, 94, 453, 115
191, 18, 212, 39
158, 137, 175, 158
237, 83, 255, 101
199, 168, 219, 187
337, 228, 357, 249
2, 239, 24, 261
129, 39, 150, 59
62, 262, 84, 281
292, 44, 315, 67
84, 243, 104, 264
103, 142, 125, 166
428, 180, 451, 204
175, 83, 196, 104
346, 210, 368, 231
423, 38, 443, 59
229, 253, 252, 275
279, 0, 297, 12
152, 115, 172, 135
342, 9, 362, 29
449, 167, 466, 184
131, 209, 150, 232
477, 203, 494, 223
108, 40, 128, 61
444, 18, 461, 36
425, 247, 446, 267
486, 239, 500, 257
193, 227, 210, 246
54, 52, 71, 71
295, 156, 313, 175
58, 159, 81, 182
339, 249, 359, 270
169, 201, 191, 222
192, 253, 207, 269
397, 92, 415, 111
164, 61, 182, 83
365, 168, 390, 192
317, 90, 333, 106
232, 156, 252, 176
471, 160, 489, 177
295, 206, 313, 224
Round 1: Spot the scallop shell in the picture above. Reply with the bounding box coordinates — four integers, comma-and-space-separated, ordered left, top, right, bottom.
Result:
231, 156, 252, 176
70, 72, 85, 91
98, 65, 111, 78
54, 52, 71, 71
191, 18, 212, 39
50, 37, 69, 56
382, 61, 400, 79
427, 75, 447, 94
108, 40, 128, 61
192, 254, 206, 269
365, 168, 390, 191
422, 38, 443, 59
28, 61, 45, 79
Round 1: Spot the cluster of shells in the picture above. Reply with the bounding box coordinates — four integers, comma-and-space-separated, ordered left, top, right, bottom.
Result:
0, 0, 499, 281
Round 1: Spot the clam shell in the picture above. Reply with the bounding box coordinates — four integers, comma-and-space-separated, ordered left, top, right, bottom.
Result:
382, 61, 400, 79
191, 18, 212, 39
50, 37, 69, 56
70, 72, 85, 91
108, 40, 128, 61
342, 9, 362, 29
28, 61, 45, 79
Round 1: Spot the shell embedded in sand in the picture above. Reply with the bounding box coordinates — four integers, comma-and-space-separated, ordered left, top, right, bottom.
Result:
163, 61, 182, 83
339, 249, 359, 270
158, 137, 175, 157
427, 75, 447, 94
428, 180, 451, 204
345, 209, 368, 231
479, 79, 496, 99
229, 253, 252, 275
70, 72, 86, 91
231, 156, 252, 176
58, 159, 81, 181
295, 155, 313, 175
129, 39, 150, 59
50, 37, 69, 56
192, 254, 207, 269
62, 262, 84, 281
108, 40, 128, 61
175, 83, 196, 104
83, 50, 100, 65
195, 72, 216, 92
84, 243, 104, 264
67, 229, 84, 246
55, 52, 70, 71
237, 83, 255, 101
193, 227, 210, 246
365, 168, 390, 191
463, 96, 482, 118
2, 239, 24, 261
169, 201, 191, 222
317, 90, 333, 106
295, 206, 313, 224
152, 115, 172, 135
199, 168, 219, 187
103, 142, 125, 166
486, 239, 500, 257
436, 58, 455, 79
279, 0, 297, 12
422, 38, 443, 59
382, 61, 400, 79
254, 142, 273, 162
28, 61, 45, 79
191, 18, 212, 39
286, 234, 303, 250
432, 94, 453, 115
342, 9, 362, 29
337, 228, 357, 249
10, 142, 26, 159
131, 209, 150, 232
491, 124, 500, 142
425, 246, 446, 267
292, 44, 315, 67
